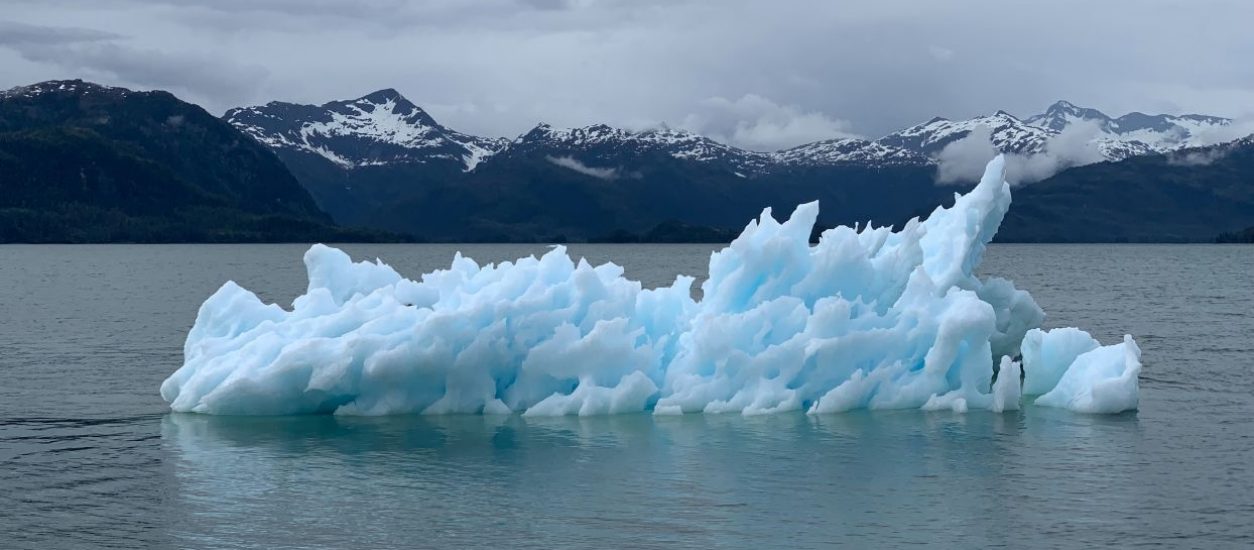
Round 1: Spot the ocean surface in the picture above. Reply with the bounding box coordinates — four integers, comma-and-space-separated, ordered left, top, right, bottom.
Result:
1, 243, 1251, 549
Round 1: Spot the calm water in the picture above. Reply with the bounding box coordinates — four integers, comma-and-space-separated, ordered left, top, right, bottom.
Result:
1, 244, 1251, 549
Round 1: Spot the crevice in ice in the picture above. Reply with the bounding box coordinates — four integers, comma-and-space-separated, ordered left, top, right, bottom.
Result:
160, 156, 1140, 416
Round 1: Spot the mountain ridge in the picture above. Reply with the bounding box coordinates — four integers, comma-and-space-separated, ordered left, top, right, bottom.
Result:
224, 89, 1240, 174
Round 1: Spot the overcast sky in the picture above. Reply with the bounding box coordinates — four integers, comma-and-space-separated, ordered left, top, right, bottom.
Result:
3, 0, 1253, 150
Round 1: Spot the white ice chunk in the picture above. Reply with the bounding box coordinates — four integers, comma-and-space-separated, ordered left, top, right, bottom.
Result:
1020, 327, 1100, 395
989, 356, 1022, 413
1034, 334, 1141, 414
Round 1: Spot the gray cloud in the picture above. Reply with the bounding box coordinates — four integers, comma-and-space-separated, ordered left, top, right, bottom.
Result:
679, 94, 857, 151
1168, 148, 1229, 167
0, 20, 120, 46
0, 19, 268, 109
3, 1, 1254, 148
519, 0, 572, 11
1190, 117, 1254, 147
935, 126, 999, 185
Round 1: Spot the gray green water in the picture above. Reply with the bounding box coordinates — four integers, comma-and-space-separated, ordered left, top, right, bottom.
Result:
1, 244, 1252, 548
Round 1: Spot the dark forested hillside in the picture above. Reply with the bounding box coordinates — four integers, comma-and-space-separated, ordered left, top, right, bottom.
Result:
1215, 226, 1254, 243
0, 81, 391, 243
999, 138, 1254, 242
361, 150, 957, 242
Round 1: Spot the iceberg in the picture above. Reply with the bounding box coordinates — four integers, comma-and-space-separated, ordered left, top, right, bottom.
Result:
160, 156, 1140, 416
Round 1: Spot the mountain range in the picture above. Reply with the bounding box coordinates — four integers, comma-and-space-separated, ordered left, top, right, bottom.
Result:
228, 92, 1232, 176
2, 79, 1252, 243
222, 87, 1248, 241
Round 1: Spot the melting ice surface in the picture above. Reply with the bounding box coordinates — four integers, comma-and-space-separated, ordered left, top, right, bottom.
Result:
160, 157, 1141, 416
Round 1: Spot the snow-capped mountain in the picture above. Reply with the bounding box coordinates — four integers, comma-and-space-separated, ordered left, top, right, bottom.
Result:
1023, 100, 1114, 132
1025, 100, 1230, 151
1020, 100, 1231, 161
504, 123, 776, 174
876, 101, 1233, 163
878, 111, 1052, 156
224, 89, 506, 171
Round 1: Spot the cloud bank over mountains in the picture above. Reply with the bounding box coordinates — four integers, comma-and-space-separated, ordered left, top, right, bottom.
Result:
3, 0, 1254, 151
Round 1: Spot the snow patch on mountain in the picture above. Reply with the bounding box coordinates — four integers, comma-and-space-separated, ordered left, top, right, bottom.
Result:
774, 138, 929, 166
300, 97, 446, 150
1, 79, 128, 100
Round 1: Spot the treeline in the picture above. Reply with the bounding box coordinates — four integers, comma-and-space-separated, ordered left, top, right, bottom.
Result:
0, 205, 404, 243
1215, 227, 1254, 243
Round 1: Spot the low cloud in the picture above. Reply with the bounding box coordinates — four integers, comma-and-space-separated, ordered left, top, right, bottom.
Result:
0, 20, 268, 110
935, 126, 998, 184
680, 94, 857, 152
1167, 148, 1229, 167
0, 20, 120, 46
928, 45, 955, 62
546, 155, 619, 179
1189, 116, 1254, 147
936, 120, 1107, 185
